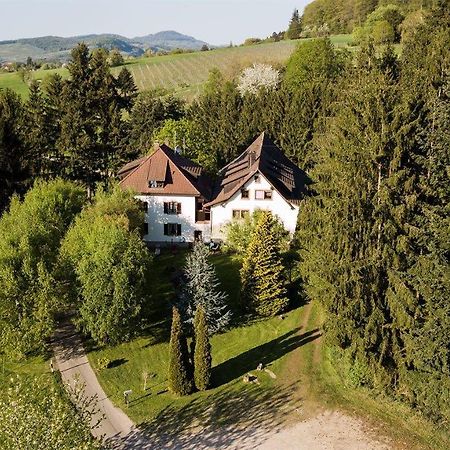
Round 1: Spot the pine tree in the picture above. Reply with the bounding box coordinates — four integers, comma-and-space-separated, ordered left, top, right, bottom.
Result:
0, 89, 29, 212
24, 80, 49, 177
177, 241, 230, 334
168, 307, 194, 396
193, 305, 212, 391
240, 211, 288, 316
116, 67, 137, 111
286, 9, 302, 40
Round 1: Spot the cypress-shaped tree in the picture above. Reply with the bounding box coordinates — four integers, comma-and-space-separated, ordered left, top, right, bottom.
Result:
193, 305, 212, 391
168, 307, 194, 396
240, 211, 288, 316
177, 241, 230, 334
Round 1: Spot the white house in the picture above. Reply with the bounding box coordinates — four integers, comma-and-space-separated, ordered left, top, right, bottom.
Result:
118, 133, 309, 245
118, 144, 212, 245
205, 132, 309, 239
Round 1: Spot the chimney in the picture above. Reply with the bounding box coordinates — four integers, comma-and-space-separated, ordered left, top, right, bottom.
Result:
249, 150, 256, 167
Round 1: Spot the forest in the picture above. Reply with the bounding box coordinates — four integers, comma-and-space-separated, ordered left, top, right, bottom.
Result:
302, 0, 435, 34
0, 0, 448, 434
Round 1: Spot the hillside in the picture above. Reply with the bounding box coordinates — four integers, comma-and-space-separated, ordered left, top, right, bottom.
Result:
302, 0, 433, 33
0, 35, 352, 100
0, 31, 208, 63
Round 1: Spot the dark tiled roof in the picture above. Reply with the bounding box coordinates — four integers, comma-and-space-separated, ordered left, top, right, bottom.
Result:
118, 145, 212, 199
205, 132, 309, 207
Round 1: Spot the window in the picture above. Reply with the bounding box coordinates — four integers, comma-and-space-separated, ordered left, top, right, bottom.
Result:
143, 222, 149, 235
149, 180, 164, 188
255, 190, 272, 200
139, 200, 148, 212
232, 210, 249, 220
164, 202, 181, 215
164, 223, 181, 236
254, 174, 261, 183
241, 189, 249, 199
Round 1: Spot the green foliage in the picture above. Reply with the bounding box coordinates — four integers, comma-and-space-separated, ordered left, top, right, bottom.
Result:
56, 44, 136, 190
302, 0, 430, 34
177, 241, 230, 334
285, 9, 302, 40
297, 5, 450, 423
225, 209, 288, 255
128, 90, 185, 155
109, 48, 125, 67
168, 307, 194, 396
240, 211, 289, 317
193, 305, 212, 391
61, 186, 151, 345
0, 88, 29, 212
284, 38, 346, 90
0, 375, 101, 449
0, 179, 85, 356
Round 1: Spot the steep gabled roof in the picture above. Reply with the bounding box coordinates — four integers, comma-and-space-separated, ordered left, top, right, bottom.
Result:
205, 132, 309, 207
118, 144, 211, 199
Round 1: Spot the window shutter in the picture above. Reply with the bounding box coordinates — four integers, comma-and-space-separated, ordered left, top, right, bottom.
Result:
163, 203, 168, 214
177, 203, 182, 215
164, 224, 168, 235
177, 224, 181, 236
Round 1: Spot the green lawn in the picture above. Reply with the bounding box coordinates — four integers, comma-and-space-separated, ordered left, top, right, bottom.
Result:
88, 249, 309, 429
0, 35, 353, 100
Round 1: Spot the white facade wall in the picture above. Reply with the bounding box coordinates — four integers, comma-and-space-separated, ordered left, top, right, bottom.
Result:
136, 194, 211, 244
210, 173, 299, 239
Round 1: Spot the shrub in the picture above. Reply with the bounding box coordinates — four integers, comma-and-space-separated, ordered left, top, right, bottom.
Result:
97, 357, 111, 370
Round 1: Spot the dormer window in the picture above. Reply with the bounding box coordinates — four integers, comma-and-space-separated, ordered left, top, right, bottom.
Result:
149, 180, 164, 188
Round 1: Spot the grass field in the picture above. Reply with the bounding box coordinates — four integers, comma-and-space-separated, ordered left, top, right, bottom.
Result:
87, 250, 308, 425
0, 35, 353, 100
88, 248, 449, 449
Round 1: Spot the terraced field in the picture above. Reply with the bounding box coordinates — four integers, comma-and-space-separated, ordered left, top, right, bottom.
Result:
0, 35, 352, 100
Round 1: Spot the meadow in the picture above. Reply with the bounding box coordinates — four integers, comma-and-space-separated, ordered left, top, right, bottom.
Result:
0, 35, 352, 100
87, 250, 449, 449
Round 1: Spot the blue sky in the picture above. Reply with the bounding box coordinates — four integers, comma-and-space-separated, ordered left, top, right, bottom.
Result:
0, 0, 311, 45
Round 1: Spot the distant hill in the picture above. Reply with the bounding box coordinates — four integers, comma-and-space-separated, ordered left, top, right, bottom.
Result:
302, 0, 432, 33
0, 31, 209, 63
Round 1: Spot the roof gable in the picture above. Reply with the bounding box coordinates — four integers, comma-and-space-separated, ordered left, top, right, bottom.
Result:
118, 145, 211, 198
206, 132, 309, 207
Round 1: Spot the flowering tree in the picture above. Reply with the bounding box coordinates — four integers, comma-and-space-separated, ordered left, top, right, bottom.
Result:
237, 63, 280, 96
0, 375, 102, 449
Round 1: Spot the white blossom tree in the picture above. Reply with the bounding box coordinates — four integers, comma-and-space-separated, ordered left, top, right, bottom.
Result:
0, 375, 102, 449
237, 63, 280, 96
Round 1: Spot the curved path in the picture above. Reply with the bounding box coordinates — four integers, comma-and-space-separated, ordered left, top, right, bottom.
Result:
52, 322, 147, 448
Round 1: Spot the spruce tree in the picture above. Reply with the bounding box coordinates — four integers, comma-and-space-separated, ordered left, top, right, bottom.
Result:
285, 9, 302, 40
177, 241, 230, 334
240, 211, 288, 316
193, 305, 212, 391
168, 307, 194, 396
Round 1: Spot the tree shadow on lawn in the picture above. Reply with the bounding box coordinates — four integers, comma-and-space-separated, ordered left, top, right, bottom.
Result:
213, 327, 321, 387
116, 382, 302, 450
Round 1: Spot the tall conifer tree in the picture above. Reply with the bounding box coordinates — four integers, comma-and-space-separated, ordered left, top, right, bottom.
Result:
193, 305, 212, 391
240, 211, 288, 316
168, 307, 194, 396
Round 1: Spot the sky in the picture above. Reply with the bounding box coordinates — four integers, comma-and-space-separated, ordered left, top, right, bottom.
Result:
0, 0, 311, 46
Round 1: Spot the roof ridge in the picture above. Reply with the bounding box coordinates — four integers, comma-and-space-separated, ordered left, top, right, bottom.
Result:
159, 145, 201, 196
